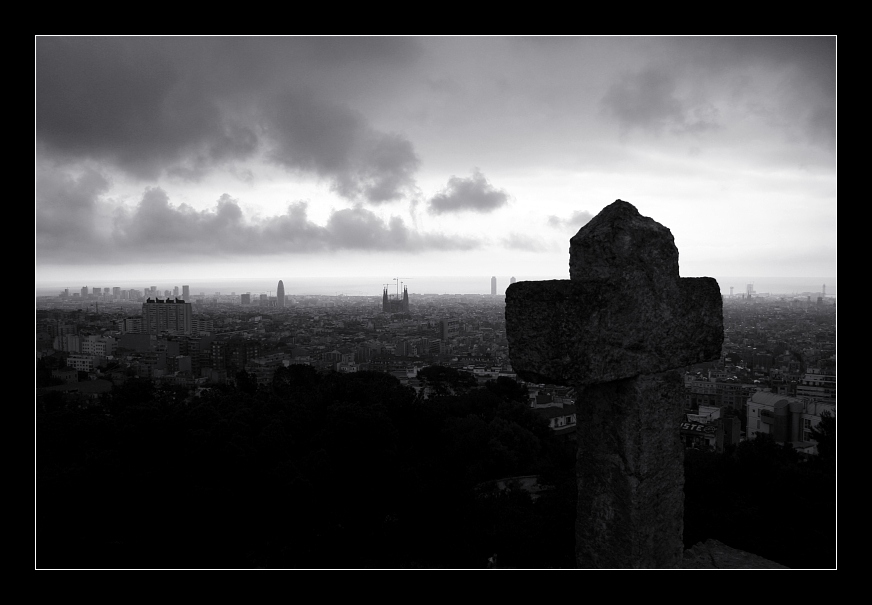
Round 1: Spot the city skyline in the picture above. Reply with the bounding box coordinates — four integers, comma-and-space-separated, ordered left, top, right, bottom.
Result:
36, 274, 837, 300
36, 37, 836, 286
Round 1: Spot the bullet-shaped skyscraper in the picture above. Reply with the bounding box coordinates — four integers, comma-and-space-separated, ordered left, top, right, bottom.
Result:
491, 276, 497, 296
276, 280, 285, 308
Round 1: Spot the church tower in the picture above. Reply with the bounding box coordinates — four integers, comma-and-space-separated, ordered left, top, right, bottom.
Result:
383, 287, 389, 313
402, 286, 409, 313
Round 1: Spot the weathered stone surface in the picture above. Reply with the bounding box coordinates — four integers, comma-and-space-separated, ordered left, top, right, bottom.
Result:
576, 373, 686, 568
505, 277, 723, 386
569, 199, 680, 287
506, 200, 722, 386
682, 540, 789, 569
504, 199, 726, 569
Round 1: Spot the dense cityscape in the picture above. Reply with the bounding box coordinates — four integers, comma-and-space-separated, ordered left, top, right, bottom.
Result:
35, 278, 836, 436
35, 277, 836, 568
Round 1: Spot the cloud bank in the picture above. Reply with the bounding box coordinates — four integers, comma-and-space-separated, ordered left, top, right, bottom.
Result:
428, 168, 510, 214
35, 180, 478, 264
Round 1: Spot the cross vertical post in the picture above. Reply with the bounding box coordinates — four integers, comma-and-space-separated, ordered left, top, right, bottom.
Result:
505, 200, 723, 568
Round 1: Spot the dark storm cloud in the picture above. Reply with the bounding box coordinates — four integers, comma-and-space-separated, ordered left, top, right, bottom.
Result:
325, 206, 405, 249
685, 36, 836, 148
35, 38, 257, 180
547, 210, 593, 230
601, 66, 720, 135
35, 37, 422, 200
104, 191, 477, 261
35, 167, 113, 261
428, 168, 510, 214
600, 37, 835, 146
112, 190, 256, 252
293, 36, 422, 69
682, 36, 835, 87
266, 91, 420, 203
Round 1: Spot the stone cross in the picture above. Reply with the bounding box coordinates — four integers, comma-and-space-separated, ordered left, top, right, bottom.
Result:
505, 200, 723, 568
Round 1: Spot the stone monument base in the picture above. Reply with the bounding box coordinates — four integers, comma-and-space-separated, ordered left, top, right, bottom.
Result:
682, 540, 788, 569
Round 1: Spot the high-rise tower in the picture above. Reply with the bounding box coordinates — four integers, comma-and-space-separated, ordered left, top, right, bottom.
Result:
277, 280, 285, 308
491, 276, 497, 296
510, 276, 516, 285
182, 285, 190, 300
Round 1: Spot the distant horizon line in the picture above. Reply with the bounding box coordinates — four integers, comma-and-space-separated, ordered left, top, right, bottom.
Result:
35, 274, 837, 298
34, 274, 838, 284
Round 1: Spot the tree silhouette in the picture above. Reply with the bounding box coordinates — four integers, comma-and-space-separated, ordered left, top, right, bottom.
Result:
809, 409, 835, 462
34, 366, 580, 567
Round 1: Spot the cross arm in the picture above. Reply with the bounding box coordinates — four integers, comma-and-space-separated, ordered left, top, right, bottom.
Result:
505, 277, 723, 386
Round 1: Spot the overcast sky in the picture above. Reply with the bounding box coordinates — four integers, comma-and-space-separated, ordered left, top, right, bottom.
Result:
35, 36, 836, 291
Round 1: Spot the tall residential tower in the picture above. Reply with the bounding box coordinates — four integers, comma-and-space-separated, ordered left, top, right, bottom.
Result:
142, 298, 193, 335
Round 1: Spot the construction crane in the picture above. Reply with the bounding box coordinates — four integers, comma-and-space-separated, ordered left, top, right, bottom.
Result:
397, 277, 413, 297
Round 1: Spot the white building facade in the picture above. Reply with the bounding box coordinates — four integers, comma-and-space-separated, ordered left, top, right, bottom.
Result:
746, 391, 835, 451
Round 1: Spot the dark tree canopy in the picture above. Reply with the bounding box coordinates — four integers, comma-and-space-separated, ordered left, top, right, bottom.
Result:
684, 431, 836, 568
809, 410, 835, 462
36, 366, 576, 569
37, 364, 834, 569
